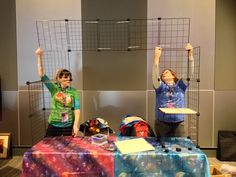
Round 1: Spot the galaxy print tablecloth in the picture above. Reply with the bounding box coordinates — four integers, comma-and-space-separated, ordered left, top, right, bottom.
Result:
21, 136, 115, 177
114, 137, 210, 177
21, 136, 210, 177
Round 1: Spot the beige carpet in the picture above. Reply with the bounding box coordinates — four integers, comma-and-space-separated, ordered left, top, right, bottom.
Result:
209, 157, 236, 167
0, 156, 236, 177
0, 156, 22, 177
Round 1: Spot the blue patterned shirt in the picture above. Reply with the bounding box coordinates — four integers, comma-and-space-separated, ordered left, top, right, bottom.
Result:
155, 79, 187, 122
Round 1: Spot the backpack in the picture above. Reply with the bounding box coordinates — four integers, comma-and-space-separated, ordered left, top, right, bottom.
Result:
79, 118, 114, 136
119, 116, 156, 137
132, 121, 149, 137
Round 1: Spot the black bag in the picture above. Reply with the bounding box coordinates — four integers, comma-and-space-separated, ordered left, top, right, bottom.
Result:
217, 130, 236, 161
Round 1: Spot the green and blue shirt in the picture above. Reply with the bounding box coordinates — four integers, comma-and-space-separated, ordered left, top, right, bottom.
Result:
42, 75, 80, 127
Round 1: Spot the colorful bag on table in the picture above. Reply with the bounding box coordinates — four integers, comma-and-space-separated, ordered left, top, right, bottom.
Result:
133, 121, 150, 137
79, 118, 114, 136
119, 115, 155, 138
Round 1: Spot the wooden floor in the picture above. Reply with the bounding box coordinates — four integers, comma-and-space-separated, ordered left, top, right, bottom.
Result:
0, 156, 236, 177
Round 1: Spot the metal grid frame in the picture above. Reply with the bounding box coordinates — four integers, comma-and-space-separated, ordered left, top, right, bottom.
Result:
27, 17, 200, 145
42, 51, 70, 79
158, 46, 200, 144
36, 18, 190, 51
187, 46, 200, 145
26, 81, 48, 144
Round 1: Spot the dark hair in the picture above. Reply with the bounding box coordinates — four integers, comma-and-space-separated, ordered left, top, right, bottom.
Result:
160, 69, 178, 83
56, 69, 72, 81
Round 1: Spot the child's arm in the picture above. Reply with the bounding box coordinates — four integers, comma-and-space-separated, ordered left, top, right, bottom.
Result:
152, 47, 161, 89
185, 43, 194, 76
35, 48, 44, 78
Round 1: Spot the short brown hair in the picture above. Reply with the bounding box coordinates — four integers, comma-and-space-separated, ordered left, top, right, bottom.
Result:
55, 69, 72, 81
160, 69, 178, 83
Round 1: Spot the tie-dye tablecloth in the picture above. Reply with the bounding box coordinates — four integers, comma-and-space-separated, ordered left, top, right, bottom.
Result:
21, 136, 210, 177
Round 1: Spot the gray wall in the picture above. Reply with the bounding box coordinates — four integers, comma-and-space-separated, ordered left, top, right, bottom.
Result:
0, 0, 18, 145
0, 0, 17, 91
0, 0, 235, 148
215, 0, 236, 90
82, 0, 147, 90
214, 0, 236, 144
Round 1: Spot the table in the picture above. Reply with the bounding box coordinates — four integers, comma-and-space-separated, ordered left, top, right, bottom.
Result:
21, 136, 210, 177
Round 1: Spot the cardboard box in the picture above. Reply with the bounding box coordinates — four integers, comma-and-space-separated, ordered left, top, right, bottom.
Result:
210, 165, 232, 177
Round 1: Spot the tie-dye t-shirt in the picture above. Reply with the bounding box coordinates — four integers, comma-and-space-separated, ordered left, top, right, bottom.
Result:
155, 79, 187, 123
42, 75, 80, 127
